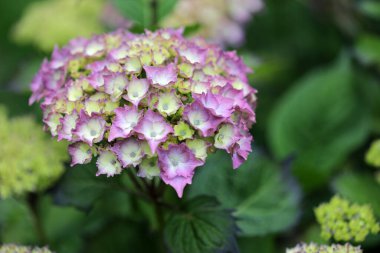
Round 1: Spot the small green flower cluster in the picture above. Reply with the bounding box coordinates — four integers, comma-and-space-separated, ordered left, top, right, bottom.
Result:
286, 243, 362, 253
12, 0, 105, 51
315, 195, 380, 242
0, 106, 67, 198
0, 244, 53, 253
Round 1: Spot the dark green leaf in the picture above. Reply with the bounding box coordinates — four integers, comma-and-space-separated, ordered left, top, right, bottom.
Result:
53, 162, 122, 210
268, 56, 370, 190
0, 90, 40, 117
40, 196, 85, 253
164, 196, 238, 253
333, 172, 380, 217
238, 236, 276, 253
188, 151, 300, 236
0, 198, 37, 243
86, 218, 157, 253
183, 23, 202, 37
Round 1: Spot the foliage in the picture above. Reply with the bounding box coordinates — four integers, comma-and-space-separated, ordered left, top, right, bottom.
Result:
189, 151, 300, 236
164, 196, 237, 253
1, 0, 380, 252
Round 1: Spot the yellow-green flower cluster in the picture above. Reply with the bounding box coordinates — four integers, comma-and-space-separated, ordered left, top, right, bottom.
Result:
0, 106, 67, 199
0, 244, 53, 253
286, 243, 362, 253
315, 195, 380, 242
12, 0, 105, 52
365, 139, 380, 168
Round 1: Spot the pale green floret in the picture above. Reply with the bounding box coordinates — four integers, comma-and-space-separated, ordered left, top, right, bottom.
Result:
124, 57, 142, 74
175, 79, 192, 94
85, 92, 119, 115
157, 92, 181, 116
214, 124, 235, 149
186, 139, 208, 161
365, 139, 380, 168
0, 106, 67, 199
174, 121, 194, 141
138, 157, 160, 179
286, 242, 362, 253
178, 62, 194, 78
96, 151, 122, 176
0, 244, 53, 253
108, 75, 128, 100
141, 142, 154, 157
152, 48, 170, 65
67, 83, 83, 102
315, 195, 380, 242
139, 50, 153, 66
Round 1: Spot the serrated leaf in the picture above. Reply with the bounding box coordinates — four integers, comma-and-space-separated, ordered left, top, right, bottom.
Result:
188, 151, 299, 236
268, 56, 370, 190
164, 196, 238, 253
333, 172, 380, 218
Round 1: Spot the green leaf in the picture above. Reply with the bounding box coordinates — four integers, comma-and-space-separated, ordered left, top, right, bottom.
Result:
355, 33, 380, 69
0, 198, 37, 243
188, 151, 300, 236
40, 196, 86, 253
0, 90, 40, 117
53, 163, 122, 210
112, 0, 151, 27
86, 219, 157, 253
333, 172, 380, 218
359, 1, 380, 20
268, 56, 370, 190
164, 196, 238, 253
238, 236, 277, 253
158, 0, 177, 21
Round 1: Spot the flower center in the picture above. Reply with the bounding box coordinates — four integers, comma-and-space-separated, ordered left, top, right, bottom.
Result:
150, 131, 157, 138
163, 104, 169, 110
90, 130, 97, 136
132, 92, 139, 98
180, 130, 186, 136
130, 152, 136, 158
194, 119, 201, 126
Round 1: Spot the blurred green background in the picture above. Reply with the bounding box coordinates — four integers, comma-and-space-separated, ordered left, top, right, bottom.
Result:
1, 0, 380, 252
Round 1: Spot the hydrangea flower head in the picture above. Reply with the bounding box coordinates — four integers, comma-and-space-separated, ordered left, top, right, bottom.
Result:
315, 195, 380, 242
29, 28, 257, 197
0, 106, 67, 199
0, 244, 53, 253
286, 243, 362, 253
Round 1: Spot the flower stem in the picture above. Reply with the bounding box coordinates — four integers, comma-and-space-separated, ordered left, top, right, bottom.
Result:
151, 0, 159, 28
27, 193, 47, 245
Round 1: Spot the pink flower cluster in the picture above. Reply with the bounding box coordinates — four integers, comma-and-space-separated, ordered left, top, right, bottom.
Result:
29, 28, 256, 197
